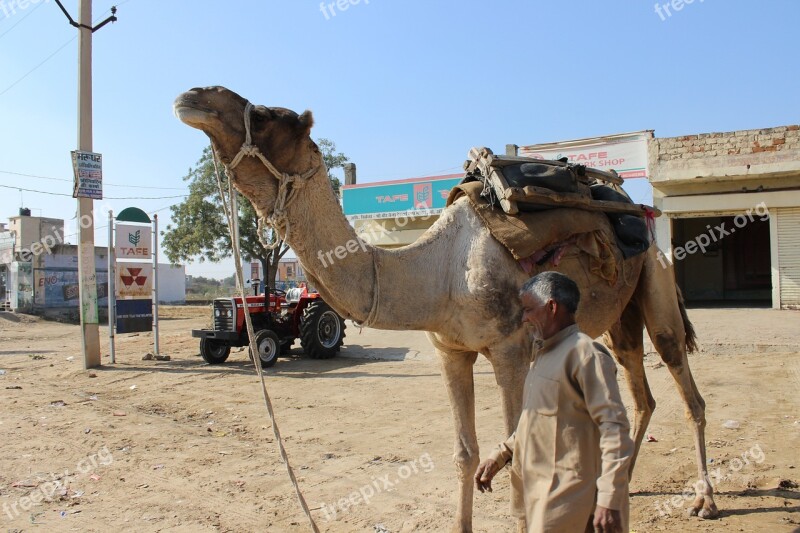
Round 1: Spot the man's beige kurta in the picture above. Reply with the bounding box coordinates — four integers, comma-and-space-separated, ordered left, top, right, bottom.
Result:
488, 324, 633, 533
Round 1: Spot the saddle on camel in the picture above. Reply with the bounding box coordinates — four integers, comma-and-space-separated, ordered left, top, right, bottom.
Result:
448, 147, 660, 283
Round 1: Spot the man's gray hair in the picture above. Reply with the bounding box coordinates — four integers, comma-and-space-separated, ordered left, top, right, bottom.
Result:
520, 271, 581, 315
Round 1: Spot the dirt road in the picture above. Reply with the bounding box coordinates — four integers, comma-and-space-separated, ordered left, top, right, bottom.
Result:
0, 307, 798, 532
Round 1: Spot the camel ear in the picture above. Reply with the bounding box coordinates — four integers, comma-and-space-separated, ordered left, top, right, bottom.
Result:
298, 110, 314, 134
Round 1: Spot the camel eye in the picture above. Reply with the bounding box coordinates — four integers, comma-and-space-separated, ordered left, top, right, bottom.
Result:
252, 107, 272, 124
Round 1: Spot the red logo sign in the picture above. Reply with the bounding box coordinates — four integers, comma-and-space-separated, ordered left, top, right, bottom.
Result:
413, 183, 432, 209
120, 267, 148, 287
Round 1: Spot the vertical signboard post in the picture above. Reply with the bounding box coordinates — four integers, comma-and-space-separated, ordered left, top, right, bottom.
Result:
107, 210, 115, 363
152, 214, 160, 357
112, 207, 158, 358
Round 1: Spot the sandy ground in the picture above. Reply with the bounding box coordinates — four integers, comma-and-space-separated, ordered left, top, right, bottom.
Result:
0, 306, 798, 533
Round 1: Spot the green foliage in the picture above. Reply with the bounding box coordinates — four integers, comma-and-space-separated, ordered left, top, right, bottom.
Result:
163, 139, 349, 285
162, 146, 230, 265
185, 274, 236, 300
317, 138, 349, 195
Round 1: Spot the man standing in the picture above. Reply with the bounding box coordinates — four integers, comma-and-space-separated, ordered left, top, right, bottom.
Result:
474, 271, 634, 533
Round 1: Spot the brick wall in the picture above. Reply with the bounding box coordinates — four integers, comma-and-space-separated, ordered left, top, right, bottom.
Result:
655, 125, 800, 162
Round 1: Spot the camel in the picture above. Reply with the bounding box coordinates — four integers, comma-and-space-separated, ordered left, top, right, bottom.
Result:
173, 86, 719, 531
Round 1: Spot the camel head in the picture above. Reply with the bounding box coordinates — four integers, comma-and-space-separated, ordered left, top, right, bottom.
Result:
173, 86, 318, 214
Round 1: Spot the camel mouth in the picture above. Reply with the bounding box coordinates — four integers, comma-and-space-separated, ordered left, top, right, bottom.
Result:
173, 104, 218, 129
173, 92, 219, 129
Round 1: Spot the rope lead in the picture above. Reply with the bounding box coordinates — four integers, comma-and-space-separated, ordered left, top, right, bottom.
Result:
210, 110, 321, 531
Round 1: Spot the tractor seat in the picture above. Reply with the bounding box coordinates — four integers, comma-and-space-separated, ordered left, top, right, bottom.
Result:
285, 287, 303, 304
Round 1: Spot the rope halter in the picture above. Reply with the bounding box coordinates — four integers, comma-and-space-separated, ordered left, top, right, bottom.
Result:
218, 101, 320, 249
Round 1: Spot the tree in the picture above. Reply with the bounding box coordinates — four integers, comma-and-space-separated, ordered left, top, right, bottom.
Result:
317, 138, 349, 195
163, 140, 349, 288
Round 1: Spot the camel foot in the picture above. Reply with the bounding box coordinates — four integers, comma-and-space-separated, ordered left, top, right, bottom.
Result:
449, 524, 472, 533
687, 496, 719, 519
515, 518, 527, 533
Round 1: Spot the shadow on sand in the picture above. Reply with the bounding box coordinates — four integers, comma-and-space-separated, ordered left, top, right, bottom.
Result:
92, 346, 442, 379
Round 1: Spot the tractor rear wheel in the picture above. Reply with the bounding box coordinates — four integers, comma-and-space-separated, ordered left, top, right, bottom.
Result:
299, 301, 345, 359
200, 339, 231, 365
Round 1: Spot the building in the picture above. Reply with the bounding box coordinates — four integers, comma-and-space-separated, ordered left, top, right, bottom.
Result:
0, 210, 63, 312
650, 125, 800, 309
276, 257, 306, 283
0, 221, 10, 310
341, 173, 463, 248
340, 126, 800, 309
1, 212, 186, 317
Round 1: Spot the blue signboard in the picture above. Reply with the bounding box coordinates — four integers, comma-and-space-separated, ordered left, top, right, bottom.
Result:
342, 175, 462, 220
116, 299, 153, 333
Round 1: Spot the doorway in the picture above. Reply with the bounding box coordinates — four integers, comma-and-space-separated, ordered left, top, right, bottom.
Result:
672, 215, 771, 305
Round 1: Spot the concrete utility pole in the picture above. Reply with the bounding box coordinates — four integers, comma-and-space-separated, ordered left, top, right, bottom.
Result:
56, 0, 117, 368
77, 0, 100, 368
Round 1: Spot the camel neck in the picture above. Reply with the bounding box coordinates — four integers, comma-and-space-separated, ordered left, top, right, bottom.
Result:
273, 164, 448, 331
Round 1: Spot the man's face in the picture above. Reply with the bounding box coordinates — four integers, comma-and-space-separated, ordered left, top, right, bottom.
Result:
520, 292, 553, 341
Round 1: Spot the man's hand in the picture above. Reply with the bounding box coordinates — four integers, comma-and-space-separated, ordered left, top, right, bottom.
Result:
474, 459, 501, 493
592, 506, 622, 533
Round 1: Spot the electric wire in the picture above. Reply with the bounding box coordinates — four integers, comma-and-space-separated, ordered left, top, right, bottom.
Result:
0, 36, 76, 97
0, 170, 188, 190
0, 1, 129, 97
0, 184, 187, 200
0, 0, 46, 41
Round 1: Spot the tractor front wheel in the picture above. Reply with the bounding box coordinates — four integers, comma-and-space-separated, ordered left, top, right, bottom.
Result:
200, 339, 231, 365
299, 301, 345, 359
250, 329, 280, 368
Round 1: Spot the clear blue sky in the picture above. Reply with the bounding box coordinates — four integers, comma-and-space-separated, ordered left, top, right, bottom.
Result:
1, 0, 798, 278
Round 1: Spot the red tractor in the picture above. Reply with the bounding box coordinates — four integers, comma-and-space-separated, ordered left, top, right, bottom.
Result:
192, 285, 346, 367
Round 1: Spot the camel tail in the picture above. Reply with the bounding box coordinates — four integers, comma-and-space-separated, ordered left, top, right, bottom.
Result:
676, 286, 698, 354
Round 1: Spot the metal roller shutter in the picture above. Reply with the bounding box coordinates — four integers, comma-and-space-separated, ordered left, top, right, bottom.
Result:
778, 208, 800, 308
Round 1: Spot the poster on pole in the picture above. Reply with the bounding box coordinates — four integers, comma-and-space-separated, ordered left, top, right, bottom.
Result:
71, 151, 103, 199
115, 224, 152, 259
116, 263, 153, 299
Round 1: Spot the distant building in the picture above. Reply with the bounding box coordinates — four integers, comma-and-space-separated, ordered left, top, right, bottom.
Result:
276, 257, 306, 282
1, 212, 186, 317
341, 173, 463, 248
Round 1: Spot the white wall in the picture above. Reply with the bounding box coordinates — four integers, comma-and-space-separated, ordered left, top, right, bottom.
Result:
157, 263, 186, 303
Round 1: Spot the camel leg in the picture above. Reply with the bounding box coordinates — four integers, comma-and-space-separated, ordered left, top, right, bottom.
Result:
603, 299, 655, 477
638, 248, 719, 519
486, 341, 531, 533
436, 347, 480, 533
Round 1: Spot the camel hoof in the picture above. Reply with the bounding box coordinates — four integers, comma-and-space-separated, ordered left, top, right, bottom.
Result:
699, 506, 720, 519
687, 504, 719, 519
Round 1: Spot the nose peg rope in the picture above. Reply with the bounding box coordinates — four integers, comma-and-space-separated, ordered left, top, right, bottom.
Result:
211, 133, 321, 531
226, 102, 319, 250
